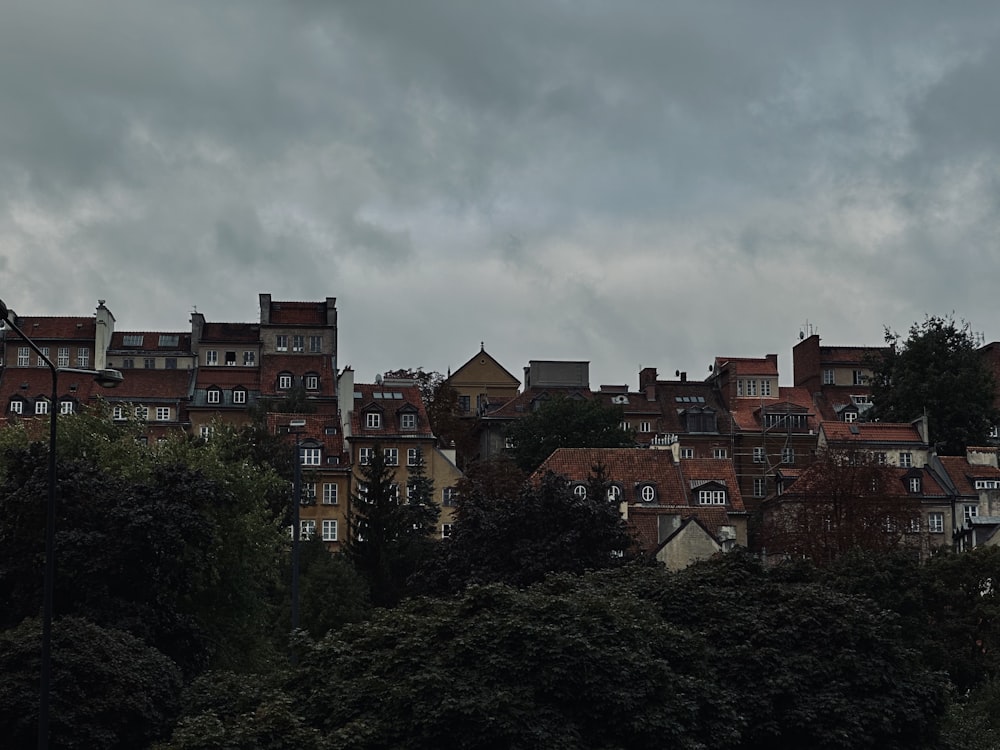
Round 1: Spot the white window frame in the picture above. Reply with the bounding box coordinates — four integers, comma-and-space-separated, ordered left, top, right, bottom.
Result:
156, 407, 170, 421
35, 400, 49, 415
278, 374, 292, 390
302, 482, 317, 501
57, 347, 70, 367
746, 379, 757, 397
639, 421, 651, 433
275, 335, 288, 352
366, 412, 382, 429
441, 523, 453, 539
322, 483, 338, 505
639, 485, 656, 502
17, 347, 30, 367
205, 350, 218, 366
407, 447, 420, 466
233, 389, 247, 405
292, 335, 304, 353
753, 477, 766, 498
852, 370, 865, 385
753, 447, 765, 464
76, 347, 90, 368
698, 489, 727, 505
573, 484, 587, 498
309, 336, 322, 353
713, 448, 727, 459
135, 405, 148, 420
243, 351, 256, 366
60, 401, 74, 415
607, 485, 622, 502
909, 477, 922, 493
822, 369, 835, 385
112, 405, 125, 420
10, 400, 22, 414
781, 447, 795, 464
760, 380, 772, 397
200, 425, 212, 439
680, 447, 694, 459
37, 347, 50, 367
401, 413, 417, 430
322, 519, 338, 541
305, 374, 319, 390
384, 448, 398, 466
207, 389, 221, 404
843, 411, 858, 423
300, 519, 316, 540
301, 447, 321, 466
359, 447, 374, 466
965, 504, 979, 522
928, 512, 944, 534
899, 452, 912, 468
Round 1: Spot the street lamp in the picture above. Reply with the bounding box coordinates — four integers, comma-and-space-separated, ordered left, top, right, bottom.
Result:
286, 418, 307, 662
0, 298, 124, 750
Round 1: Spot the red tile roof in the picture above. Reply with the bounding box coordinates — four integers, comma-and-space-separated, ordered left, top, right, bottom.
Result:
267, 302, 329, 326
5, 317, 95, 340
266, 412, 349, 466
937, 456, 1000, 496
195, 367, 261, 389
260, 354, 337, 398
350, 383, 434, 439
200, 323, 260, 343
110, 331, 191, 351
714, 356, 779, 377
105, 369, 193, 400
485, 388, 595, 420
729, 386, 818, 432
818, 345, 885, 366
820, 421, 925, 445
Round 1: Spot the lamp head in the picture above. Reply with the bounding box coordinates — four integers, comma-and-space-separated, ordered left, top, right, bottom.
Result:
94, 369, 124, 388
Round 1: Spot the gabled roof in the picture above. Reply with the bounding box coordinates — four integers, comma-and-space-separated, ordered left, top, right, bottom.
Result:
484, 388, 595, 420
349, 383, 434, 440
937, 456, 1000, 497
448, 345, 520, 388
266, 412, 349, 469
0, 368, 100, 404
730, 386, 818, 432
194, 368, 260, 390
713, 356, 779, 377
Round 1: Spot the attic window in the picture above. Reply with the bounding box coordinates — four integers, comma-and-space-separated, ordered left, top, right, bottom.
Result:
638, 484, 656, 503
159, 335, 179, 347
123, 334, 144, 347
698, 489, 727, 505
611, 395, 629, 404
366, 412, 382, 429
975, 480, 1000, 490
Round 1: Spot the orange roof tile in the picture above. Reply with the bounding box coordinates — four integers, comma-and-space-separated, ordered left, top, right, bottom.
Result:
821, 421, 924, 445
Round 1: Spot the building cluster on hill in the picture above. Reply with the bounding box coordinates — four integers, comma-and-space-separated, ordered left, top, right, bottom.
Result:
4, 294, 1000, 568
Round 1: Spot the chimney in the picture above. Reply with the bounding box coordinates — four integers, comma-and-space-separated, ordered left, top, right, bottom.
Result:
639, 367, 658, 389
259, 293, 271, 325
93, 299, 115, 371
679, 371, 687, 382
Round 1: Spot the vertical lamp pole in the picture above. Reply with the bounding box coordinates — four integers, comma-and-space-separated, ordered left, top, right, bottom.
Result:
0, 299, 123, 750
288, 418, 306, 662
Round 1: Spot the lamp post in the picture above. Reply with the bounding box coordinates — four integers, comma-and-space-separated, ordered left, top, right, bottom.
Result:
0, 299, 124, 750
287, 418, 306, 662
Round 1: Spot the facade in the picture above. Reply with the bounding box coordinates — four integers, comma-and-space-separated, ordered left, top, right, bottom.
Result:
446, 343, 520, 418
792, 334, 884, 423
536, 447, 747, 569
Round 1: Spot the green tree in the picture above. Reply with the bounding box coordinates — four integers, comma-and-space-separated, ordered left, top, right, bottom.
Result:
505, 394, 634, 472
867, 315, 998, 455
296, 537, 371, 639
0, 617, 183, 750
415, 465, 633, 595
346, 444, 439, 607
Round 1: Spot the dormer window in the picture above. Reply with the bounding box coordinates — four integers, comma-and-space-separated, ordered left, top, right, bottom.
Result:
366, 412, 382, 429
607, 484, 622, 502
974, 479, 1000, 490
400, 412, 417, 430
35, 399, 49, 415
908, 477, 922, 494
300, 444, 322, 466
278, 373, 292, 390
304, 374, 319, 390
233, 388, 247, 405
572, 483, 588, 498
207, 387, 222, 404
9, 399, 23, 415
60, 401, 74, 415
698, 489, 727, 505
637, 484, 657, 503
684, 407, 717, 433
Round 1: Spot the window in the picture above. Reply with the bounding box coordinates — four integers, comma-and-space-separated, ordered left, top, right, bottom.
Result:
207, 389, 221, 404
401, 413, 417, 430
165, 358, 177, 370
843, 411, 858, 423
441, 523, 453, 539
384, 448, 398, 466
746, 379, 757, 397
909, 477, 922, 493
875, 452, 888, 465
505, 436, 516, 449
366, 412, 381, 429
640, 421, 651, 433
763, 413, 809, 430
760, 380, 772, 397
278, 373, 292, 390
35, 400, 48, 415
907, 516, 922, 533
685, 408, 717, 433
200, 425, 213, 439
301, 482, 317, 502
458, 395, 471, 414
156, 407, 170, 421
305, 374, 319, 390
698, 489, 727, 505
121, 358, 135, 369
823, 369, 835, 385
60, 401, 74, 415
322, 519, 338, 541
9, 400, 22, 414
607, 485, 622, 502
301, 447, 321, 466
135, 406, 149, 420
928, 512, 944, 534
573, 484, 588, 498
309, 336, 322, 353
852, 394, 871, 404
205, 350, 218, 365
276, 335, 288, 352
299, 520, 316, 540
992, 425, 1000, 440
123, 334, 143, 346
359, 447, 374, 465
899, 452, 912, 468
57, 347, 69, 367
144, 358, 156, 369
112, 405, 125, 420
753, 477, 766, 498
713, 448, 728, 459
852, 370, 866, 385
224, 351, 237, 366
322, 483, 338, 505
737, 379, 743, 397
233, 389, 247, 405
639, 485, 656, 502
443, 487, 458, 506
620, 421, 630, 432
17, 347, 30, 367
292, 335, 304, 352
407, 448, 420, 466
753, 447, 765, 464
37, 347, 50, 367
680, 447, 694, 459
781, 447, 795, 464
243, 351, 256, 366
159, 335, 179, 347
76, 347, 89, 367
976, 479, 1000, 490
965, 504, 980, 522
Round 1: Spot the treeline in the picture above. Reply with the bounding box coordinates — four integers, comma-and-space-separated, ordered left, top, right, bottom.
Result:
2, 414, 1000, 748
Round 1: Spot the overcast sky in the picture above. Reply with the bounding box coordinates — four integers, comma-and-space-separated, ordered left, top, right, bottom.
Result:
4, 1, 1000, 388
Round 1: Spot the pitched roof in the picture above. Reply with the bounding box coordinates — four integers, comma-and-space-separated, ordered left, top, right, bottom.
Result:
713, 356, 779, 377
200, 322, 260, 343
350, 383, 434, 439
260, 354, 337, 398
4, 317, 96, 340
267, 301, 330, 326
194, 368, 260, 389
104, 369, 193, 400
937, 455, 1000, 496
0, 368, 100, 404
817, 345, 885, 366
821, 421, 925, 445
448, 345, 520, 387
484, 388, 595, 420
266, 412, 349, 467
110, 331, 191, 351
730, 386, 818, 432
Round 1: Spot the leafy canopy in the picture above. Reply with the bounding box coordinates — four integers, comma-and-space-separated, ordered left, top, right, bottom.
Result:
505, 394, 635, 472
868, 315, 998, 455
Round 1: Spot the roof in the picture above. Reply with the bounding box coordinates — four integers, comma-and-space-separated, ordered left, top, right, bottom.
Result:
821, 421, 925, 445
937, 455, 1000, 496
484, 387, 595, 420
448, 345, 520, 388
4, 317, 96, 340
260, 353, 337, 398
103, 369, 193, 400
729, 386, 818, 432
267, 301, 330, 326
350, 383, 434, 440
266, 412, 349, 468
194, 367, 261, 389
0, 368, 100, 404
110, 331, 192, 351
200, 322, 260, 343
713, 356, 779, 377
818, 345, 885, 366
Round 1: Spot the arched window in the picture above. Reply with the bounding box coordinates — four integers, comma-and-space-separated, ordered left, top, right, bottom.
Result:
639, 484, 656, 503
607, 484, 622, 502
572, 484, 588, 498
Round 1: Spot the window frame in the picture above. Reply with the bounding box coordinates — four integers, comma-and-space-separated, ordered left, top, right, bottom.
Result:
35, 400, 49, 415
400, 413, 417, 430
322, 483, 338, 505
384, 447, 399, 466
928, 512, 944, 534
207, 388, 222, 405
322, 519, 338, 541
205, 350, 218, 366
366, 411, 382, 429
407, 447, 420, 466
300, 447, 321, 466
156, 407, 170, 421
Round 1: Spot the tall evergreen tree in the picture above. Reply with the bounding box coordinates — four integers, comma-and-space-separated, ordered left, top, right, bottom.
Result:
346, 444, 439, 607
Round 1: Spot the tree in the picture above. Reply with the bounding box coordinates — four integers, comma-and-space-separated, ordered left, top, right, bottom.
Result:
505, 394, 635, 472
345, 444, 439, 607
415, 464, 633, 595
867, 315, 998, 455
0, 617, 183, 749
760, 449, 922, 564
